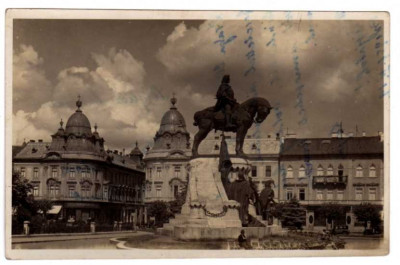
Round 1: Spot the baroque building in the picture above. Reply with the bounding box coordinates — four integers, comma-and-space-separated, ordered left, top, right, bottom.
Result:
280, 134, 384, 232
13, 97, 146, 224
143, 96, 192, 202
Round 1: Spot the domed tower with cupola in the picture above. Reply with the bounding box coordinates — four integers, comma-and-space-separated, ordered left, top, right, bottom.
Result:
152, 95, 191, 151
144, 94, 192, 202
48, 96, 105, 156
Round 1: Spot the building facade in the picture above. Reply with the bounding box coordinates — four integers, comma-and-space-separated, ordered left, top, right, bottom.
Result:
13, 98, 146, 224
280, 135, 384, 231
143, 96, 192, 202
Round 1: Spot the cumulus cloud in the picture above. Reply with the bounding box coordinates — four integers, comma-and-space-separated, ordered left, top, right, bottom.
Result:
13, 45, 53, 112
13, 47, 162, 150
157, 19, 384, 138
12, 19, 384, 150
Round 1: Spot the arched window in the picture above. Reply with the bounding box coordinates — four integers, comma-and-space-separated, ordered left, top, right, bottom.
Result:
369, 164, 376, 177
327, 164, 334, 176
317, 165, 324, 176
356, 164, 363, 177
299, 165, 306, 178
338, 164, 344, 176
286, 166, 293, 178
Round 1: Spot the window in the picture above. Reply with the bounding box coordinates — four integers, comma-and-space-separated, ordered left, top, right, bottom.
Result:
299, 165, 306, 178
337, 191, 344, 200
20, 167, 26, 178
316, 190, 324, 200
338, 164, 344, 176
327, 165, 333, 176
174, 185, 179, 198
369, 188, 377, 200
356, 165, 363, 177
69, 186, 76, 197
156, 185, 162, 197
33, 186, 39, 196
81, 183, 91, 198
81, 167, 87, 178
286, 188, 293, 201
47, 180, 60, 197
251, 166, 257, 177
33, 168, 39, 179
103, 186, 108, 199
51, 167, 58, 178
174, 166, 181, 178
327, 191, 334, 200
369, 165, 376, 177
299, 188, 305, 201
69, 168, 76, 179
156, 167, 162, 178
355, 187, 363, 200
265, 166, 272, 177
286, 166, 293, 178
317, 165, 324, 176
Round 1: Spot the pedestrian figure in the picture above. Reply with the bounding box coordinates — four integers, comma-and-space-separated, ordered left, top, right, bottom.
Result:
238, 229, 251, 249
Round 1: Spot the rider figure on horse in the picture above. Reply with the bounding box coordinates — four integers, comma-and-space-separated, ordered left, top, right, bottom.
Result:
215, 75, 237, 130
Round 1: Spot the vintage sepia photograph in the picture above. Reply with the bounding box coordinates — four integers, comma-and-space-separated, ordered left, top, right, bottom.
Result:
5, 9, 390, 259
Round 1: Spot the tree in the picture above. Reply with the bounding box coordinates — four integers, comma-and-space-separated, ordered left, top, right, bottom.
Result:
12, 171, 37, 234
12, 172, 37, 218
271, 197, 306, 229
147, 200, 174, 227
353, 203, 382, 228
319, 203, 346, 228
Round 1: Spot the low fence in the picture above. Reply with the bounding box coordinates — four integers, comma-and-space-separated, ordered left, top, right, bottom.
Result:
12, 221, 136, 235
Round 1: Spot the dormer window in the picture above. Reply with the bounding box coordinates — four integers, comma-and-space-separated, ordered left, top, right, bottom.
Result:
286, 166, 293, 178
356, 165, 363, 177
338, 164, 344, 176
327, 165, 333, 176
299, 165, 306, 178
317, 165, 324, 176
369, 164, 376, 177
214, 144, 219, 150
252, 143, 257, 150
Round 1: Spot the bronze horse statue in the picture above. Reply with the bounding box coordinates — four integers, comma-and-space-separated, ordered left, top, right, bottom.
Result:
192, 97, 272, 157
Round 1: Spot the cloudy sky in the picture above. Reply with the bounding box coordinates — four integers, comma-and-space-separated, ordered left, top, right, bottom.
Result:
12, 17, 385, 151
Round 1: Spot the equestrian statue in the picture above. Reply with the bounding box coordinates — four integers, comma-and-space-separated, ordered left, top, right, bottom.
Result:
192, 74, 273, 157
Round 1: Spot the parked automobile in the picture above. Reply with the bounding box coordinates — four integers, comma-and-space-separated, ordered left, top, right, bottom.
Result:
331, 225, 349, 235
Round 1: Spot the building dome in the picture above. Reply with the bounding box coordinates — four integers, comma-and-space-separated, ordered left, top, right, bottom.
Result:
157, 95, 188, 135
130, 141, 143, 156
149, 95, 191, 152
65, 97, 92, 136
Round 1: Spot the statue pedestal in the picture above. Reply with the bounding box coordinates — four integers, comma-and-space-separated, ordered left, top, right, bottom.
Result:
159, 157, 275, 240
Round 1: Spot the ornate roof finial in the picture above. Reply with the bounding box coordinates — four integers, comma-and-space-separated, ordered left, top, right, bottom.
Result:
94, 123, 98, 132
170, 93, 177, 109
76, 95, 82, 111
135, 140, 138, 147
60, 118, 64, 128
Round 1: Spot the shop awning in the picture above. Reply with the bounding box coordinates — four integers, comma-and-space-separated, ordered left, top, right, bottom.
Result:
38, 205, 62, 215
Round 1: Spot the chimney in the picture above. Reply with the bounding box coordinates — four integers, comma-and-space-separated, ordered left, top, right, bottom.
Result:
362, 131, 366, 137
122, 148, 125, 155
